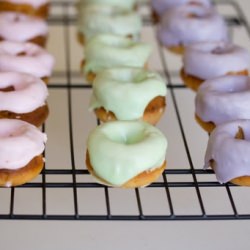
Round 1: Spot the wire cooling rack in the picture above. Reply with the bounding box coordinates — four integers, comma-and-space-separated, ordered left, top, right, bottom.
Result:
1, 0, 250, 221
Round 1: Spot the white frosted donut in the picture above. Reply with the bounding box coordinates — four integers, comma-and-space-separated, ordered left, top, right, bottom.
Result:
0, 72, 48, 113
205, 120, 250, 183
157, 5, 228, 47
152, 0, 212, 16
183, 42, 250, 80
0, 12, 48, 42
0, 41, 54, 78
0, 119, 47, 170
2, 0, 49, 8
195, 75, 250, 125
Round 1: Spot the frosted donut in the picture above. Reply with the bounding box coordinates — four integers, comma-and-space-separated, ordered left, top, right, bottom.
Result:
82, 34, 151, 83
90, 67, 167, 125
195, 75, 250, 132
204, 120, 250, 186
77, 4, 142, 44
157, 5, 228, 54
0, 72, 49, 127
151, 0, 212, 21
181, 42, 250, 91
78, 0, 136, 11
0, 119, 46, 187
0, 0, 49, 18
0, 12, 48, 47
86, 120, 167, 188
0, 41, 54, 83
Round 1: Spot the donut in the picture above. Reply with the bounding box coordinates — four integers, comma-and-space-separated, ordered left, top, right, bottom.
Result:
77, 4, 142, 44
0, 0, 49, 18
195, 75, 250, 132
90, 67, 167, 125
86, 120, 167, 188
0, 12, 48, 47
0, 119, 47, 187
82, 34, 151, 83
204, 120, 250, 186
157, 5, 228, 54
151, 0, 212, 22
0, 72, 49, 127
77, 0, 137, 11
0, 41, 54, 84
181, 42, 250, 91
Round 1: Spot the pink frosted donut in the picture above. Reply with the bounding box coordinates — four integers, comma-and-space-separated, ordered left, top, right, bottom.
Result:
152, 0, 212, 17
205, 120, 250, 185
0, 72, 49, 127
0, 41, 54, 80
0, 119, 46, 170
0, 0, 50, 18
0, 12, 48, 46
157, 5, 228, 53
195, 75, 250, 128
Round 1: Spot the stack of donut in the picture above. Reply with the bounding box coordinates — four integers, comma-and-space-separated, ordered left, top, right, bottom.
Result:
77, 0, 168, 188
153, 0, 250, 185
0, 0, 55, 187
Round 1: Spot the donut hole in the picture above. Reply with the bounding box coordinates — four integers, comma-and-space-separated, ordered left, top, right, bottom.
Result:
102, 123, 146, 145
235, 126, 245, 140
211, 45, 234, 55
0, 85, 15, 92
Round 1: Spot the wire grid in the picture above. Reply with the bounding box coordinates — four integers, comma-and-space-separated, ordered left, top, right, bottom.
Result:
0, 0, 250, 220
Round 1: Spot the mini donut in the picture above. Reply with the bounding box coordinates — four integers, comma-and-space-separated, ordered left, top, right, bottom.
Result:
82, 34, 151, 83
0, 12, 48, 47
0, 72, 49, 127
90, 67, 167, 125
0, 41, 54, 84
151, 0, 212, 22
204, 120, 250, 186
181, 42, 250, 91
77, 0, 137, 11
157, 5, 228, 54
86, 120, 167, 188
0, 119, 47, 187
0, 0, 49, 18
77, 4, 142, 44
195, 75, 250, 132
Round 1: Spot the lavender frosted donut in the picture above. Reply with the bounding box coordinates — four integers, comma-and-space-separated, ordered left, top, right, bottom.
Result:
181, 42, 250, 90
151, 0, 212, 17
205, 120, 250, 186
195, 75, 250, 132
0, 72, 49, 126
157, 5, 228, 54
0, 12, 48, 47
0, 41, 54, 83
0, 0, 49, 18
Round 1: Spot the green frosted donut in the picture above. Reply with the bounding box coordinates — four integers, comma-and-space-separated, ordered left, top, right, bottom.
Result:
77, 5, 142, 41
83, 34, 151, 75
87, 120, 168, 186
90, 67, 167, 120
78, 0, 136, 11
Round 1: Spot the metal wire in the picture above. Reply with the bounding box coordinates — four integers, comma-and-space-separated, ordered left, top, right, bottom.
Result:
0, 0, 250, 220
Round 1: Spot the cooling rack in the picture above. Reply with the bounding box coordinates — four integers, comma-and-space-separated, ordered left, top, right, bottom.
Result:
0, 0, 250, 221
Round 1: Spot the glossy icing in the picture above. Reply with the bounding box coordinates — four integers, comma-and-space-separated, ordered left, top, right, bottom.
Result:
205, 120, 250, 183
0, 72, 48, 113
0, 41, 54, 78
183, 42, 250, 80
0, 119, 47, 170
196, 75, 250, 125
90, 67, 167, 120
77, 4, 142, 41
87, 120, 167, 186
0, 12, 48, 42
157, 5, 228, 47
83, 34, 151, 75
152, 0, 212, 16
